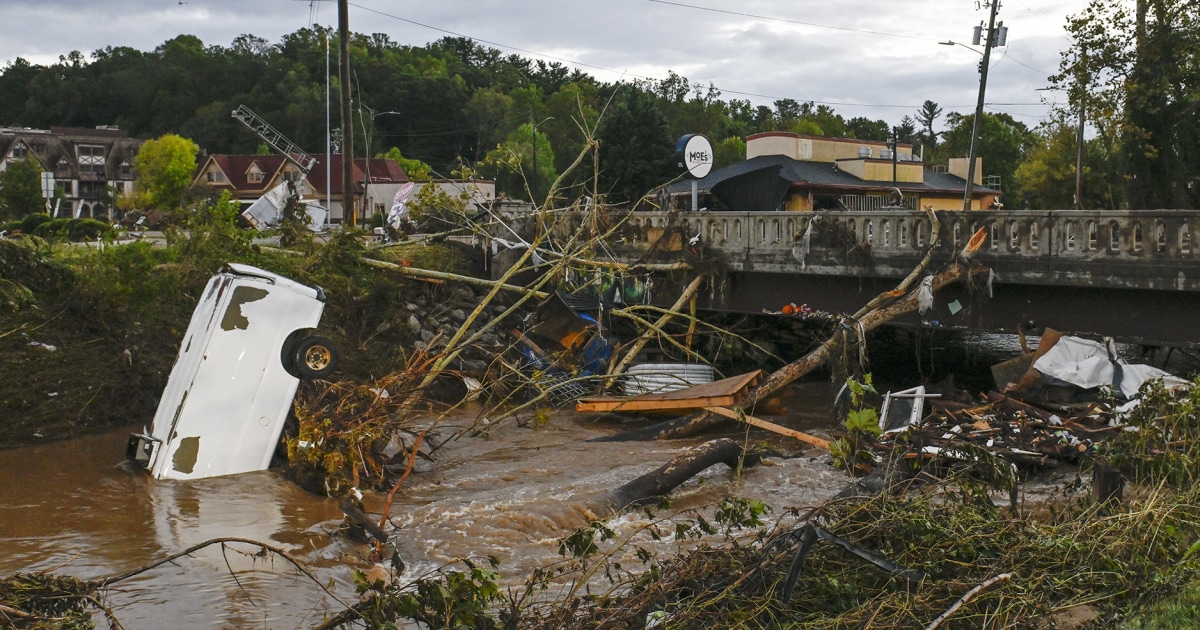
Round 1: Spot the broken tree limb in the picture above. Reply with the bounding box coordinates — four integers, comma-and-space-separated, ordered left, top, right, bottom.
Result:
97, 537, 352, 611
608, 306, 707, 365
586, 438, 760, 515
361, 257, 549, 299
339, 498, 389, 544
606, 274, 707, 383
851, 207, 941, 320
594, 227, 990, 442
924, 572, 1014, 630
704, 406, 830, 450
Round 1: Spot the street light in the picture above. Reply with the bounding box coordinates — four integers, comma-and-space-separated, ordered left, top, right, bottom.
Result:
530, 116, 554, 204
361, 108, 401, 221
939, 40, 981, 55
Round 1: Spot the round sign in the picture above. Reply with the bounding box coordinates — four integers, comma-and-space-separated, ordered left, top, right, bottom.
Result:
675, 134, 714, 179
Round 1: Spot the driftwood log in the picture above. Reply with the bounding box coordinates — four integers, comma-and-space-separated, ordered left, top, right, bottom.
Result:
595, 227, 990, 443
586, 438, 760, 516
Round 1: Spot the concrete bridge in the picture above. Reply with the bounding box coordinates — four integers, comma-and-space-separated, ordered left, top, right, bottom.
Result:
577, 208, 1200, 349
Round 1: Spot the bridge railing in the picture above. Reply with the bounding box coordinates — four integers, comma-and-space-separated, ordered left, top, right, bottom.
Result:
615, 209, 1198, 263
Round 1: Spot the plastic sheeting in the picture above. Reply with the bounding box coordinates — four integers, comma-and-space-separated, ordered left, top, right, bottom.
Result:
1032, 335, 1189, 399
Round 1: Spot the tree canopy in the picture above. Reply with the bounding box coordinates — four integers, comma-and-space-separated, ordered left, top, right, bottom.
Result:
1053, 0, 1200, 209
0, 157, 45, 220
131, 134, 200, 211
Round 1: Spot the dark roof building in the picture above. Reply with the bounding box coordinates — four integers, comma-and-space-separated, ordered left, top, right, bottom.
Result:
0, 126, 144, 219
192, 153, 409, 223
664, 132, 998, 213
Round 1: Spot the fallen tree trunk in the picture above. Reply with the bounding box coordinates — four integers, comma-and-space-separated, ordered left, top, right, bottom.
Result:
586, 438, 760, 515
594, 228, 990, 442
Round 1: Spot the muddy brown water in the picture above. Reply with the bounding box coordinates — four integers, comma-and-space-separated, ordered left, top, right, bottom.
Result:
0, 382, 848, 628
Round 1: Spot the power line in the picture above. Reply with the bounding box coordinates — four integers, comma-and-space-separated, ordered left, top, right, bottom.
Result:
646, 0, 939, 42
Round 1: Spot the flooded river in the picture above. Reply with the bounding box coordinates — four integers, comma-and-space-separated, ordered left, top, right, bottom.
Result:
0, 382, 849, 628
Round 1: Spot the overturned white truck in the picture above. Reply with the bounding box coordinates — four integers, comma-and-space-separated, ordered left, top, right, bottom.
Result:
126, 263, 338, 480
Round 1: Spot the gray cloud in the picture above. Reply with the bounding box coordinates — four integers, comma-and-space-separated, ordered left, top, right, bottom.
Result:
1, 0, 1090, 131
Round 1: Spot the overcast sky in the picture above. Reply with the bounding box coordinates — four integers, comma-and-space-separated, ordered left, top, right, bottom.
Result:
0, 0, 1092, 132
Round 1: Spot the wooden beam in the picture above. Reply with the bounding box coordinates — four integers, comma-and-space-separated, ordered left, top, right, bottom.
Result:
705, 406, 831, 450
576, 395, 740, 413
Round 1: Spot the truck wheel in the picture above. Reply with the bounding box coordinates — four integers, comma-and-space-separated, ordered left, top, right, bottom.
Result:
292, 335, 339, 379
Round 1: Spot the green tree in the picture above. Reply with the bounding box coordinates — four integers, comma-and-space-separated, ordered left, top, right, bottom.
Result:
1058, 0, 1199, 208
941, 112, 1033, 196
845, 117, 890, 141
483, 122, 557, 202
132, 134, 200, 211
915, 100, 943, 155
895, 116, 918, 145
1014, 116, 1120, 210
383, 147, 432, 181
0, 157, 46, 220
596, 88, 675, 206
713, 136, 746, 169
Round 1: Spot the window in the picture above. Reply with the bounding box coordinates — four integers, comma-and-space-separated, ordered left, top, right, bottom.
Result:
1030, 222, 1039, 250
119, 161, 132, 177
1087, 221, 1097, 250
1009, 221, 1020, 249
1155, 221, 1167, 253
882, 219, 891, 247
1109, 221, 1120, 251
248, 171, 264, 184
916, 221, 926, 247
952, 223, 962, 249
865, 220, 875, 245
1065, 221, 1076, 250
1133, 222, 1143, 252
1182, 224, 1192, 254
990, 222, 999, 249
900, 222, 909, 247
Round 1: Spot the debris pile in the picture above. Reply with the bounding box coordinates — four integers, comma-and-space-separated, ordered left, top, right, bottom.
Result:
875, 392, 1121, 471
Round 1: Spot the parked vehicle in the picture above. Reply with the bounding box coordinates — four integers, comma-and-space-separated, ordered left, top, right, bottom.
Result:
126, 263, 338, 480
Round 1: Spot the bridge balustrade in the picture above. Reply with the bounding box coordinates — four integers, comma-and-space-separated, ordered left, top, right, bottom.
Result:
603, 209, 1200, 291
554, 210, 1197, 260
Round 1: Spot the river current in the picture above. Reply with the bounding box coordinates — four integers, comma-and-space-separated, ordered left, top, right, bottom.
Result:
0, 382, 848, 628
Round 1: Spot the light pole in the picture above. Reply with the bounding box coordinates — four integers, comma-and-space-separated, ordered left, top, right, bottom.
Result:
360, 108, 401, 222
530, 116, 554, 204
943, 0, 1002, 211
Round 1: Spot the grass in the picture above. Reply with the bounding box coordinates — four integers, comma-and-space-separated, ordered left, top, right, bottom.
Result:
1119, 579, 1200, 628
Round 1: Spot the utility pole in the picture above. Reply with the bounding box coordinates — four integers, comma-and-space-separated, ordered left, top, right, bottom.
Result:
963, 0, 1003, 211
1074, 47, 1086, 210
891, 126, 899, 183
338, 0, 355, 226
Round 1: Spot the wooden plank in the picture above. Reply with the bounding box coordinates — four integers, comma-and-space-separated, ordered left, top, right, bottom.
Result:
576, 394, 739, 413
704, 406, 831, 450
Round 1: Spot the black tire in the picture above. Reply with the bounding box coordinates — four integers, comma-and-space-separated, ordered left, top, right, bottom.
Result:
291, 335, 339, 379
